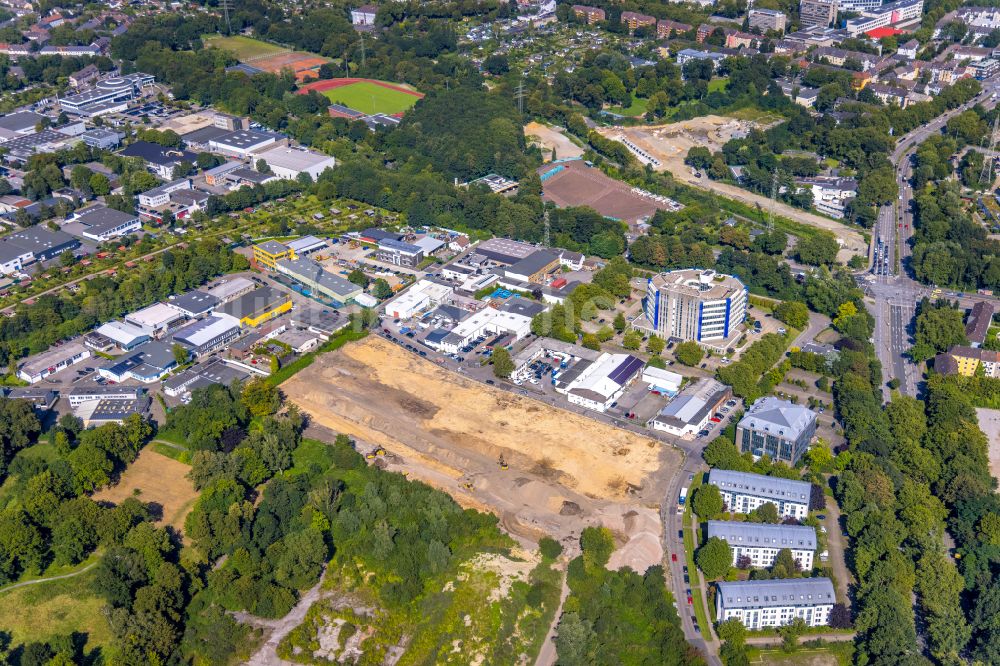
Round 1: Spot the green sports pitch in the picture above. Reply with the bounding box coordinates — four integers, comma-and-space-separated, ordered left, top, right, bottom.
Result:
202, 35, 288, 60
321, 81, 421, 116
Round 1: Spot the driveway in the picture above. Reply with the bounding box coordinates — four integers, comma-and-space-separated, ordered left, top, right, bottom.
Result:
822, 495, 852, 608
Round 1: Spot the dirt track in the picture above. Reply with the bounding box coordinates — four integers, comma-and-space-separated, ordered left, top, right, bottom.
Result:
283, 337, 678, 564
597, 116, 866, 262
525, 122, 585, 162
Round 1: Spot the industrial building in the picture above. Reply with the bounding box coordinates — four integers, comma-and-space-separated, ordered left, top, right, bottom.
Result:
504, 250, 560, 284
58, 72, 155, 117
707, 469, 812, 521
95, 321, 150, 350
73, 206, 141, 241
648, 378, 731, 436
254, 145, 336, 180
207, 129, 284, 158
18, 342, 91, 383
385, 279, 454, 319
120, 141, 197, 179
162, 357, 255, 400
217, 286, 292, 328
99, 340, 181, 383
716, 578, 835, 629
376, 238, 424, 268
171, 314, 242, 356
68, 385, 144, 408
6, 387, 58, 411
285, 235, 327, 256
275, 256, 363, 305
75, 396, 152, 427
438, 308, 533, 354
165, 290, 220, 318
253, 240, 295, 269
125, 302, 186, 336
736, 397, 817, 465
206, 277, 256, 303
639, 269, 747, 348
475, 238, 538, 265
641, 366, 683, 395
707, 521, 817, 570
0, 227, 80, 274
556, 353, 644, 412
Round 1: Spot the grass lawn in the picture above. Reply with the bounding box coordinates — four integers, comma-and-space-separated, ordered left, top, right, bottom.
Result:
749, 641, 855, 665
288, 438, 336, 475
726, 107, 784, 123
607, 93, 648, 117
708, 77, 730, 93
202, 34, 288, 60
322, 81, 420, 115
0, 565, 111, 656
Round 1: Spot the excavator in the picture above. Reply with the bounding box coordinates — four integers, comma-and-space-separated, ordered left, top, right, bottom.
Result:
497, 454, 508, 471
365, 447, 387, 460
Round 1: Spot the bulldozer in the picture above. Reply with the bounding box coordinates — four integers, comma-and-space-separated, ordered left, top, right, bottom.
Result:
365, 446, 387, 460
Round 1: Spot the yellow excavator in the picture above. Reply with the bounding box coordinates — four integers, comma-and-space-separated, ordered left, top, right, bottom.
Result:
365, 447, 387, 460
498, 454, 508, 471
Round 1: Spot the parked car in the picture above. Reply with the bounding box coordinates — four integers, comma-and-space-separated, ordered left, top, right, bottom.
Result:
671, 553, 678, 562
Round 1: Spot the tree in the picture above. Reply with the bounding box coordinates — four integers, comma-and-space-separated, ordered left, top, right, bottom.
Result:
752, 502, 780, 524
255, 159, 272, 174
241, 379, 281, 417
613, 312, 626, 333
779, 617, 807, 652
911, 302, 967, 362
796, 233, 839, 266
772, 548, 800, 576
696, 537, 732, 578
347, 269, 369, 287
703, 437, 752, 471
675, 341, 704, 366
829, 603, 852, 628
580, 526, 615, 571
622, 330, 642, 350
692, 483, 724, 519
171, 343, 189, 367
774, 301, 809, 330
581, 333, 600, 351
483, 53, 510, 75
646, 335, 665, 356
555, 612, 596, 665
492, 346, 514, 378
372, 278, 392, 300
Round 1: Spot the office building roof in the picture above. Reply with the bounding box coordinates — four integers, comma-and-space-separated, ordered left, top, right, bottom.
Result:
378, 238, 423, 254
739, 397, 816, 441
708, 469, 812, 504
68, 385, 143, 399
255, 240, 289, 255
166, 290, 220, 316
217, 286, 291, 320
717, 578, 835, 609
648, 269, 746, 302
707, 520, 817, 550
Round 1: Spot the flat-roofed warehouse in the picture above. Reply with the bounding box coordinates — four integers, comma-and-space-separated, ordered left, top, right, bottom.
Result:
206, 277, 256, 303
555, 352, 644, 413
18, 341, 91, 383
648, 377, 731, 436
95, 320, 150, 350
0, 227, 80, 274
171, 313, 242, 356
217, 286, 292, 327
275, 256, 363, 305
255, 145, 336, 180
125, 302, 186, 336
475, 238, 539, 264
165, 290, 220, 318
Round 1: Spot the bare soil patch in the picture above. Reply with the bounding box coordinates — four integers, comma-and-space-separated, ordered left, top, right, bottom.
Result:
283, 337, 678, 563
94, 447, 198, 535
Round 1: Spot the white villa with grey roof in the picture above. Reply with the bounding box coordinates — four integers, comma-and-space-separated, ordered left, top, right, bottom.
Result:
707, 469, 812, 520
716, 578, 835, 629
707, 520, 817, 570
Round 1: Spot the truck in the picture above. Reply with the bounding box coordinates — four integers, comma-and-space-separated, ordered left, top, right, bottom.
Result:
678, 486, 688, 509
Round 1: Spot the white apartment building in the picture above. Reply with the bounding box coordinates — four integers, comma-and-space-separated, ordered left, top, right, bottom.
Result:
716, 578, 835, 629
707, 521, 817, 570
707, 469, 812, 520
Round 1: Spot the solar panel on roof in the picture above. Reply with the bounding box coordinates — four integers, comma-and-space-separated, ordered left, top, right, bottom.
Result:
608, 355, 643, 385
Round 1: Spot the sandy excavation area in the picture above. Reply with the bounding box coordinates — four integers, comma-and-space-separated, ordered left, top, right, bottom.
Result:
597, 115, 867, 263
525, 121, 585, 162
283, 337, 678, 567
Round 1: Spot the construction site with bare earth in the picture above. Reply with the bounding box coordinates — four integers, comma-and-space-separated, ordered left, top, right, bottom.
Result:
282, 336, 678, 571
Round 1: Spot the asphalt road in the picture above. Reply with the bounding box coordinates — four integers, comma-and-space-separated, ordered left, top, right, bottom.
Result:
865, 76, 1000, 397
